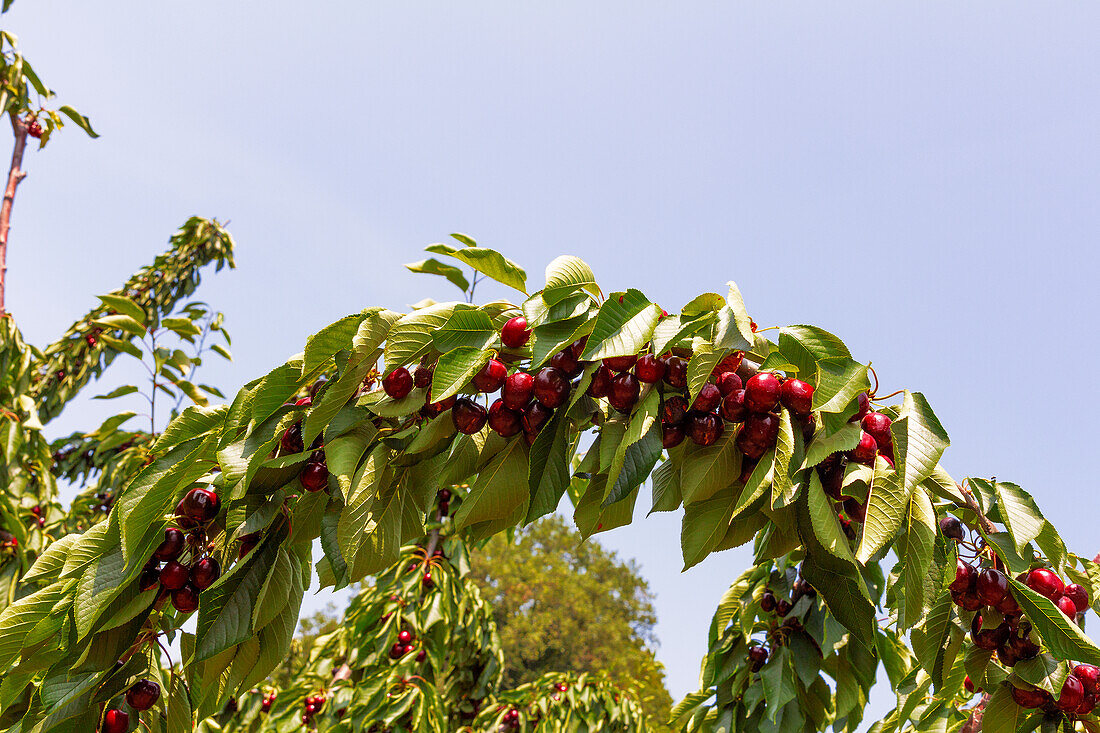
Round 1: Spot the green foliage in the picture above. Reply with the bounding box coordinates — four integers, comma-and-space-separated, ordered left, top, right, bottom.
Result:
471, 672, 650, 733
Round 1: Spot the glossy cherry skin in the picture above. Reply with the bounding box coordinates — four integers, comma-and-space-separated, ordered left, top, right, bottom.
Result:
760, 591, 777, 612
735, 431, 768, 460
138, 565, 161, 592
848, 392, 871, 423
976, 568, 1008, 606
501, 372, 534, 409
662, 355, 688, 389
608, 373, 641, 413
715, 371, 743, 396
747, 646, 768, 670
779, 378, 814, 415
382, 367, 414, 399
281, 422, 304, 454
849, 432, 877, 466
662, 424, 685, 449
126, 679, 161, 711
501, 316, 531, 348
691, 383, 722, 413
1057, 595, 1079, 618
160, 561, 190, 590
420, 394, 456, 418
397, 629, 413, 644
662, 395, 689, 425
949, 560, 977, 593
413, 364, 433, 388
995, 590, 1020, 616
179, 487, 220, 523
1073, 664, 1100, 695
191, 557, 221, 590
1059, 675, 1086, 712
689, 413, 723, 446
1026, 567, 1065, 600
171, 584, 201, 613
549, 349, 582, 376
154, 528, 186, 561
861, 412, 893, 446
300, 462, 329, 492
587, 365, 613, 398
741, 413, 779, 446
938, 516, 964, 541
634, 354, 666, 383
719, 390, 749, 423
389, 642, 405, 659
602, 355, 637, 373
1010, 685, 1050, 709
970, 615, 1009, 650
487, 400, 523, 437
964, 676, 976, 694
101, 709, 130, 733
472, 359, 508, 392
533, 367, 570, 408
1064, 583, 1090, 613
451, 398, 488, 434
744, 373, 781, 414
522, 402, 553, 435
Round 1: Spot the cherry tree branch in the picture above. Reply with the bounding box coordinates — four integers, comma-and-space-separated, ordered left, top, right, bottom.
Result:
961, 694, 989, 733
0, 112, 29, 316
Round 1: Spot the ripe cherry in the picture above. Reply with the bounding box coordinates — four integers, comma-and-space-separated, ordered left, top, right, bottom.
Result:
760, 591, 777, 613
603, 354, 637, 373
848, 392, 871, 423
438, 488, 451, 502
775, 599, 792, 616
487, 400, 523, 437
949, 560, 976, 593
689, 413, 723, 446
747, 646, 768, 670
126, 679, 161, 711
741, 413, 779, 446
744, 373, 781, 414
691, 383, 722, 413
1010, 685, 1050, 709
736, 431, 768, 460
281, 423, 304, 454
179, 488, 220, 523
160, 561, 190, 590
299, 462, 329, 492
1057, 595, 1079, 618
976, 568, 1008, 606
608, 373, 641, 413
549, 348, 581, 376
452, 398, 488, 434
139, 565, 161, 592
1064, 583, 1089, 613
421, 394, 456, 419
995, 590, 1020, 616
238, 532, 260, 559
715, 371, 743, 397
938, 516, 964, 541
413, 364, 433, 389
719, 389, 749, 423
397, 630, 413, 644
502, 372, 535, 410
171, 584, 201, 613
861, 412, 893, 446
779, 378, 814, 415
970, 615, 1009, 650
294, 396, 312, 407
422, 572, 434, 588
522, 402, 553, 435
533, 367, 570, 408
389, 642, 405, 659
1025, 568, 1064, 600
662, 395, 689, 425
849, 432, 877, 466
154, 528, 186, 561
662, 424, 685, 449
1059, 675, 1086, 712
1073, 664, 1100, 695
416, 650, 427, 662
587, 365, 613, 398
382, 367, 414, 399
472, 359, 507, 392
101, 709, 129, 733
964, 676, 976, 694
634, 354, 666, 383
662, 355, 688, 389
191, 557, 221, 590
501, 317, 531, 348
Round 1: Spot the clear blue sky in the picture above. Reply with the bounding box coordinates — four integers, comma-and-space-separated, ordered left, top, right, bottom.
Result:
5, 1, 1100, 717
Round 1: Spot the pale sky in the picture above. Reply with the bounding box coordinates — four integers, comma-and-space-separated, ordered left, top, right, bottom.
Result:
6, 1, 1100, 719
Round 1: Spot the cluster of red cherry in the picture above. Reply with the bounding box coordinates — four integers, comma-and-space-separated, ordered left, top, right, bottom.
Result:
279, 392, 330, 493
137, 487, 222, 614
495, 706, 522, 729
24, 116, 42, 139
261, 688, 277, 713
99, 679, 160, 732
387, 627, 426, 662
301, 693, 327, 726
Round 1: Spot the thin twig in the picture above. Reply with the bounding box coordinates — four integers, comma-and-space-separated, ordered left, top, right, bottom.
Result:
957, 480, 997, 535
0, 112, 29, 316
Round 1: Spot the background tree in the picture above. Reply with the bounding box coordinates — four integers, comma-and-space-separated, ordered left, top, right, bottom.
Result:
468, 514, 673, 728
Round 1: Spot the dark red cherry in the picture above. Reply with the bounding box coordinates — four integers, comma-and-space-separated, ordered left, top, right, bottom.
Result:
715, 371, 743, 397
472, 359, 508, 392
1010, 685, 1050, 709
171, 584, 200, 613
138, 565, 161, 592
1059, 675, 1086, 712
191, 557, 221, 590
1026, 568, 1064, 600
413, 364, 434, 389
177, 488, 219, 524
487, 400, 523, 437
238, 532, 260, 559
744, 373, 781, 414
101, 709, 129, 733
1057, 595, 1079, 618
532, 367, 570, 408
848, 392, 871, 423
549, 349, 581, 377
382, 367, 414, 399
760, 591, 777, 613
747, 646, 768, 670
949, 560, 976, 593
964, 676, 976, 694
389, 643, 405, 659
607, 373, 641, 413
501, 317, 531, 348
995, 590, 1020, 616
775, 599, 793, 616
779, 379, 814, 416
587, 365, 613, 398
160, 561, 190, 590
719, 389, 749, 423
502, 372, 535, 410
689, 413, 723, 446
1064, 583, 1090, 613
741, 413, 779, 446
861, 412, 893, 446
938, 516, 965, 541
154, 528, 186, 561
662, 395, 689, 425
451, 398, 488, 434
662, 355, 688, 389
662, 424, 685, 449
602, 355, 637, 373
1074, 664, 1100, 696
970, 615, 1009, 650
848, 432, 877, 466
634, 354, 666, 384
735, 431, 768, 460
691, 383, 722, 413
421, 394, 456, 419
522, 402, 553, 435
976, 568, 1008, 606
422, 572, 434, 588
126, 679, 161, 711
299, 461, 329, 492
281, 423, 304, 454
416, 650, 427, 662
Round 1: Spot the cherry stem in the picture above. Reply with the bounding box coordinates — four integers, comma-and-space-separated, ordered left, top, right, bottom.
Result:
957, 480, 997, 536
868, 365, 880, 397
872, 389, 905, 402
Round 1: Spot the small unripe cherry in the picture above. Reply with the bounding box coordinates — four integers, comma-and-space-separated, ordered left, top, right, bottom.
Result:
382, 367, 414, 399
501, 317, 531, 348
744, 373, 781, 414
502, 372, 534, 409
472, 359, 508, 392
607, 373, 641, 413
634, 354, 666, 383
602, 354, 637, 373
861, 412, 893, 445
662, 355, 688, 389
715, 371, 742, 396
779, 378, 814, 415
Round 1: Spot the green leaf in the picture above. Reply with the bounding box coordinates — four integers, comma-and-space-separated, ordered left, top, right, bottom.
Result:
761, 646, 798, 721
92, 384, 138, 400
252, 548, 293, 630
93, 313, 147, 339
799, 471, 858, 568
652, 313, 712, 357
249, 361, 303, 427
302, 313, 367, 377
543, 255, 599, 304
425, 243, 527, 293
780, 325, 851, 361
525, 408, 573, 523
22, 534, 80, 584
1007, 578, 1100, 665
770, 409, 798, 509
431, 308, 497, 354
995, 481, 1045, 556
405, 257, 470, 292
98, 333, 144, 360
894, 488, 937, 630
1013, 654, 1069, 696
452, 438, 529, 530
982, 685, 1025, 733
812, 357, 871, 413
579, 289, 662, 361
161, 316, 201, 338
686, 339, 726, 404
383, 302, 457, 371
59, 105, 99, 137
155, 404, 227, 452
679, 427, 742, 505
0, 579, 75, 669
802, 421, 861, 469
892, 391, 950, 495
429, 346, 492, 403
681, 491, 736, 570
713, 281, 755, 351
649, 450, 684, 514
96, 294, 146, 323
855, 464, 907, 563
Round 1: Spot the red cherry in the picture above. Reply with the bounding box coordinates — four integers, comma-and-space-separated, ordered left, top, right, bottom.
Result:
949, 560, 977, 593
715, 371, 743, 396
421, 394, 456, 418
281, 423, 304, 454
691, 383, 722, 413
487, 399, 523, 437
549, 348, 582, 376
154, 528, 186, 561
422, 572, 434, 588
532, 367, 570, 408
191, 557, 221, 590
662, 424, 685, 449
126, 679, 161, 711
747, 646, 768, 670
472, 359, 508, 392
662, 395, 689, 425
587, 365, 613, 398
1026, 568, 1065, 600
1064, 583, 1089, 613
1059, 675, 1086, 712
178, 487, 220, 523
294, 396, 312, 407
522, 402, 553, 435
382, 367, 414, 399
397, 630, 413, 644
995, 590, 1020, 616
735, 431, 768, 460
634, 354, 666, 383
139, 565, 161, 592
975, 568, 1008, 606
160, 561, 190, 590
1074, 664, 1100, 696
662, 355, 687, 389
603, 354, 637, 373
389, 642, 405, 659
719, 389, 749, 423
502, 372, 535, 410
607, 373, 641, 413
849, 392, 871, 422
1076, 696, 1097, 716
741, 413, 779, 446
861, 412, 893, 446
1010, 685, 1050, 709
451, 398, 488, 434
779, 379, 814, 416
171, 584, 201, 613
300, 461, 329, 492
970, 615, 1009, 650
413, 364, 434, 388
744, 373, 781, 414
416, 650, 426, 662
689, 413, 723, 446
964, 676, 975, 694
848, 432, 877, 466
238, 532, 260, 559
1057, 595, 1079, 618
101, 709, 129, 733
501, 317, 531, 348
